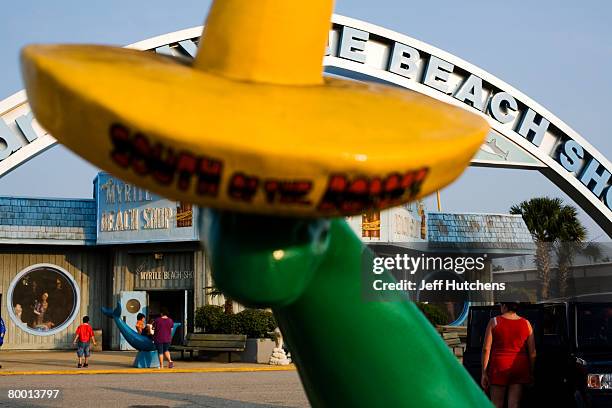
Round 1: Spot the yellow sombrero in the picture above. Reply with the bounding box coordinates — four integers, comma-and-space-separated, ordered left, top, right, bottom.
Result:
20, 0, 489, 217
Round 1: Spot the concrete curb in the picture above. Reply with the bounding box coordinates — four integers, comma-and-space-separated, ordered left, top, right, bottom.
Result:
0, 365, 297, 376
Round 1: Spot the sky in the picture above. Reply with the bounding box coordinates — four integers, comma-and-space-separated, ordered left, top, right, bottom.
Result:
0, 0, 611, 239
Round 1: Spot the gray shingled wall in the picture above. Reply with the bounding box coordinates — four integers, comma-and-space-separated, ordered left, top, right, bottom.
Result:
427, 213, 533, 244
0, 197, 96, 245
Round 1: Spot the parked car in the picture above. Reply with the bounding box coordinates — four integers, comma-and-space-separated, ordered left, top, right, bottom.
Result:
463, 303, 612, 407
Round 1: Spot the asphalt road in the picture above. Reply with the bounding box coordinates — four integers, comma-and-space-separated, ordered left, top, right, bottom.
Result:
0, 371, 310, 408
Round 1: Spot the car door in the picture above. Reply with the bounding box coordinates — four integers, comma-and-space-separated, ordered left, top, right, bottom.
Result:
463, 306, 499, 384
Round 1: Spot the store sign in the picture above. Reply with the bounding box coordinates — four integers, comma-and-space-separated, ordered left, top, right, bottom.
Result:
0, 110, 40, 160
0, 91, 57, 180
362, 211, 381, 238
136, 269, 194, 282
324, 22, 612, 213
390, 206, 426, 242
95, 173, 198, 244
133, 254, 194, 290
348, 205, 425, 243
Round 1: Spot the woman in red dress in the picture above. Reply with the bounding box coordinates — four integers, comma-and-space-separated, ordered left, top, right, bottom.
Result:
481, 303, 536, 408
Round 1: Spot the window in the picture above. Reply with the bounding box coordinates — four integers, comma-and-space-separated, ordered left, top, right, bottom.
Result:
577, 304, 612, 350
7, 264, 80, 336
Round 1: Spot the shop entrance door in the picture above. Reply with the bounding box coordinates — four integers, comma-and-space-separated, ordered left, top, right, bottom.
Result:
119, 291, 147, 351
147, 290, 189, 344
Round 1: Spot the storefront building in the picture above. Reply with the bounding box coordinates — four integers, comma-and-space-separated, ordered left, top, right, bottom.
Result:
0, 173, 211, 350
0, 172, 533, 349
347, 206, 534, 324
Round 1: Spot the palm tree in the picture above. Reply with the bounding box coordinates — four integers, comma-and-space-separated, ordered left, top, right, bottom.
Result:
581, 242, 603, 263
555, 205, 586, 297
510, 197, 585, 299
510, 197, 561, 299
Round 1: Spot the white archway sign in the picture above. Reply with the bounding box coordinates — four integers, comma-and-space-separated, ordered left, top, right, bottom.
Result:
1, 16, 611, 235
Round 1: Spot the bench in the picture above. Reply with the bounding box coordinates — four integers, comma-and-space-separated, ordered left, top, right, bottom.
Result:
171, 333, 247, 362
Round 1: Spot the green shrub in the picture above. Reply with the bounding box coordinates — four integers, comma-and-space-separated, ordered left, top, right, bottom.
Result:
218, 313, 242, 335
195, 306, 277, 337
235, 309, 277, 338
416, 302, 449, 326
195, 305, 224, 332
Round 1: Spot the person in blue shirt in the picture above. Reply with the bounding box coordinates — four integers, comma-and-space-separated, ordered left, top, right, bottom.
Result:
0, 316, 6, 369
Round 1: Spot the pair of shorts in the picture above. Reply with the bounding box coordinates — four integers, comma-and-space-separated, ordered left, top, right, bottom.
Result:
489, 355, 530, 385
155, 342, 170, 354
77, 341, 91, 357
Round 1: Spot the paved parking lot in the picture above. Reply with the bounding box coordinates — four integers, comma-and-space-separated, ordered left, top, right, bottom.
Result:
0, 370, 309, 408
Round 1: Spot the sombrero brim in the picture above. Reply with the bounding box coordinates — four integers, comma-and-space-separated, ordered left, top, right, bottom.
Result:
21, 44, 489, 217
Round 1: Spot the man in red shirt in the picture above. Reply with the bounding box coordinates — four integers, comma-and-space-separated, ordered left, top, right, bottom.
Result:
73, 316, 96, 368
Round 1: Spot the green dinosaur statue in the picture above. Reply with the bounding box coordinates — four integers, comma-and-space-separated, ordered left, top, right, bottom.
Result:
204, 211, 491, 407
